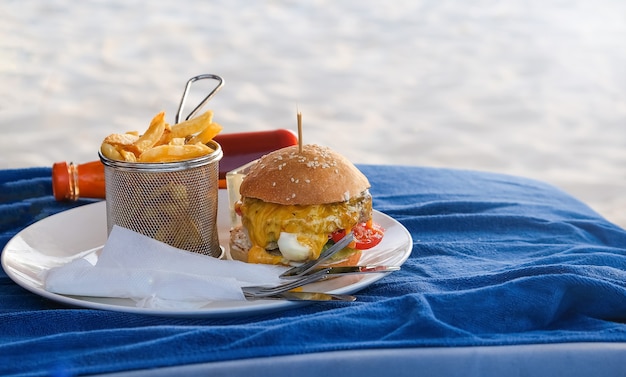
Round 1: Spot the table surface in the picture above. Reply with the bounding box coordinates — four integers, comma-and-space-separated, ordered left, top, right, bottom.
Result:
1, 164, 625, 377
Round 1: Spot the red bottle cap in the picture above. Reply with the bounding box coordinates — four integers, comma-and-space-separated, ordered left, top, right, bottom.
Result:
52, 161, 106, 201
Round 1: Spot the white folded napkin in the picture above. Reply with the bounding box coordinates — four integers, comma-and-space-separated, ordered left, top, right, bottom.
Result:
44, 225, 288, 309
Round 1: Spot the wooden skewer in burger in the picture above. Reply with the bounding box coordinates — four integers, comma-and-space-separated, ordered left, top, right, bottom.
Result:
230, 111, 385, 265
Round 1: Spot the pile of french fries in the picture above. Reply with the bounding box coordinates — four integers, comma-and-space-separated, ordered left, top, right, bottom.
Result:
100, 110, 222, 163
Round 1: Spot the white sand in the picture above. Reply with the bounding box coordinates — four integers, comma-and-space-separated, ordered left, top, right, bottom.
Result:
1, 1, 625, 228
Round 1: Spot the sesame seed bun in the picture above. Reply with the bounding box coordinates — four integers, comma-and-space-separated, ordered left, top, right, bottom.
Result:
239, 144, 370, 205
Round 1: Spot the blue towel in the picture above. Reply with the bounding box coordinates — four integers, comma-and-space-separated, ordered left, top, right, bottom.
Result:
0, 168, 98, 251
1, 165, 625, 376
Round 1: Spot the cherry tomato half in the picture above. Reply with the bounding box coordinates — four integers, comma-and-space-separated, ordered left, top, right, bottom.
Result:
330, 221, 385, 250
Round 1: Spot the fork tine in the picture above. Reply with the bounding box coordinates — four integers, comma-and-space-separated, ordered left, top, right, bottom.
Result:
259, 268, 330, 294
243, 268, 330, 297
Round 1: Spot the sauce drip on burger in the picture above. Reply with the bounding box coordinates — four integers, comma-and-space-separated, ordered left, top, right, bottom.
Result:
230, 144, 384, 265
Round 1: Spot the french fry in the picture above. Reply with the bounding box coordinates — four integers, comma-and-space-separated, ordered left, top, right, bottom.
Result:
120, 149, 138, 162
103, 133, 139, 147
188, 121, 223, 145
100, 142, 124, 161
156, 124, 173, 146
137, 143, 214, 163
170, 110, 213, 139
168, 137, 186, 146
132, 111, 167, 154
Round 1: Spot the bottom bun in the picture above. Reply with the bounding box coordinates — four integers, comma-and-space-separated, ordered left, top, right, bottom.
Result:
228, 241, 249, 263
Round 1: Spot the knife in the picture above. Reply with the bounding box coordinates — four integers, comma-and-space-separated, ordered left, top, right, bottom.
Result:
245, 291, 357, 302
323, 265, 400, 275
280, 265, 400, 279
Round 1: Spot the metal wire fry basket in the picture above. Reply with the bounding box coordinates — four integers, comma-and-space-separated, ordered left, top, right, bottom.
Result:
99, 140, 223, 257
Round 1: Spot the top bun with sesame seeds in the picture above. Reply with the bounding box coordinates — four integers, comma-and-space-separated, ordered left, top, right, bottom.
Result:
239, 144, 371, 206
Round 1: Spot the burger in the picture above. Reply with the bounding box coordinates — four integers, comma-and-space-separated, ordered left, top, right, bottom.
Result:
229, 144, 384, 266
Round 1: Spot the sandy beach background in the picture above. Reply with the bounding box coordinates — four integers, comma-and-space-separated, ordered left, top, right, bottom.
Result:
1, 1, 625, 228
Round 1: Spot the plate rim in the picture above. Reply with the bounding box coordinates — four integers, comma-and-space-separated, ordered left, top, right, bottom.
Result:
2, 195, 412, 318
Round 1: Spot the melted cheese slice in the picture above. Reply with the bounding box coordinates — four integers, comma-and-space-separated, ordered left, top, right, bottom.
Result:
240, 197, 368, 263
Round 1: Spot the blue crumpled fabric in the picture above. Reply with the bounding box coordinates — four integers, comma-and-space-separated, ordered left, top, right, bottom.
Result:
1, 165, 625, 376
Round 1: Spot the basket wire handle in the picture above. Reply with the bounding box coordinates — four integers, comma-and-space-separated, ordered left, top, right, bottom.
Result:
175, 74, 224, 124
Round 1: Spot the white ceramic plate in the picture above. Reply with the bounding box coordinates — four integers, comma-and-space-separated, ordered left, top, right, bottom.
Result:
1, 191, 412, 318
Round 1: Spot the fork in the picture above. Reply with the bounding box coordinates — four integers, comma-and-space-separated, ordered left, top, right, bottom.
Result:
242, 267, 331, 298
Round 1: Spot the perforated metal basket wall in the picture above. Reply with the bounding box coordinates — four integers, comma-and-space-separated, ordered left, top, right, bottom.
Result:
99, 141, 223, 257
